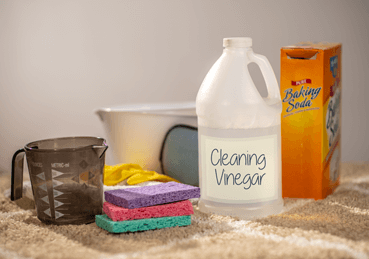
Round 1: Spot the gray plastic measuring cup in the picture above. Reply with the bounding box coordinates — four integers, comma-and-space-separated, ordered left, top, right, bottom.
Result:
11, 136, 108, 225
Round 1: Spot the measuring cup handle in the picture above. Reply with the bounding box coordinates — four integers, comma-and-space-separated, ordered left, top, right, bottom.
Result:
248, 51, 281, 101
11, 149, 25, 201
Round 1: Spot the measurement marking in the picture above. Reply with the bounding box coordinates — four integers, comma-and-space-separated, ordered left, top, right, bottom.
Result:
51, 175, 74, 179
32, 162, 43, 168
39, 183, 47, 191
55, 211, 64, 219
41, 196, 49, 204
51, 163, 70, 168
52, 179, 63, 187
54, 200, 64, 208
36, 172, 45, 180
51, 178, 74, 182
53, 189, 64, 198
44, 208, 51, 217
51, 169, 64, 178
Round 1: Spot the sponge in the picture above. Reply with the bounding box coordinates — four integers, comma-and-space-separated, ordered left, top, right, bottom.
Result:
103, 200, 193, 221
95, 214, 191, 233
104, 182, 200, 209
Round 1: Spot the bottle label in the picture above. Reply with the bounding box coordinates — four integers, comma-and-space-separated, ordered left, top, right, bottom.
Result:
200, 134, 278, 203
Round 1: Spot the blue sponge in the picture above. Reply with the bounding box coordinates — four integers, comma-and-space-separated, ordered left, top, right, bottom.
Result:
95, 214, 191, 233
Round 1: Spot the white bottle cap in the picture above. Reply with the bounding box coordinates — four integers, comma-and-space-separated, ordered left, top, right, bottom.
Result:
223, 37, 252, 48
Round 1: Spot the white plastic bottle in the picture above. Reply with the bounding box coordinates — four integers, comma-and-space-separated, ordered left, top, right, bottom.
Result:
196, 37, 283, 219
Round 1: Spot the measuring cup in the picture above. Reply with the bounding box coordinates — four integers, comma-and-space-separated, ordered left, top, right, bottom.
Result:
11, 136, 108, 225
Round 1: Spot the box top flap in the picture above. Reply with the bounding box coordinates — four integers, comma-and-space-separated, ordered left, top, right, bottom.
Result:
282, 42, 341, 50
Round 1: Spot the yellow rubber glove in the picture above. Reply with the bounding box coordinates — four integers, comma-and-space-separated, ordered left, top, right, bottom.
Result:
104, 163, 180, 186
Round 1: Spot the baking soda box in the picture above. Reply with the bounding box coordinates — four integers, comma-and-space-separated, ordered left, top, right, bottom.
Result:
280, 42, 341, 199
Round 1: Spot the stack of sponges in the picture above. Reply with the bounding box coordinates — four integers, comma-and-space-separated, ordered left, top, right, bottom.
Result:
95, 182, 200, 233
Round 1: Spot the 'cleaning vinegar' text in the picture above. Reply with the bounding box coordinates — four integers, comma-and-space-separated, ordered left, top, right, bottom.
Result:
201, 134, 278, 202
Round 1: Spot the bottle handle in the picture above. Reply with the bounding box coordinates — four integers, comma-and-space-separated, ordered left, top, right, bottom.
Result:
11, 149, 25, 201
248, 51, 281, 101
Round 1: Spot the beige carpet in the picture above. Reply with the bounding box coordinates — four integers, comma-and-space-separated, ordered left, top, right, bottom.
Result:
1, 163, 368, 259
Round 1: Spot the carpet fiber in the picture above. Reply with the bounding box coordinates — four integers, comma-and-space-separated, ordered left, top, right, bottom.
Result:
0, 163, 368, 259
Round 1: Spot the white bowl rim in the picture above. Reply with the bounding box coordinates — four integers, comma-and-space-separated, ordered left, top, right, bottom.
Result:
95, 101, 196, 116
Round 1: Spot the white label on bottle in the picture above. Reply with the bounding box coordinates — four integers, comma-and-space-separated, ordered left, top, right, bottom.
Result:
201, 134, 278, 203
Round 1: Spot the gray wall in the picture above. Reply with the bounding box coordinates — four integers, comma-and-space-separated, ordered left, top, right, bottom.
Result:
1, 0, 368, 173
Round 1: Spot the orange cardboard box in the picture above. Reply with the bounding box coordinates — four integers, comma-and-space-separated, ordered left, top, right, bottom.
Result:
280, 42, 341, 199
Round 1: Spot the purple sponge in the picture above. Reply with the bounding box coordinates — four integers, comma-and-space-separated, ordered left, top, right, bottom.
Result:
104, 182, 200, 209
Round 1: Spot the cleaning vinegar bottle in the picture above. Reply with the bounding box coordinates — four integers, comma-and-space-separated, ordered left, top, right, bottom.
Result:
196, 38, 283, 219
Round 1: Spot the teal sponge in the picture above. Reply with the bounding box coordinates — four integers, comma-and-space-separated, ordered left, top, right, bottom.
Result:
95, 214, 191, 233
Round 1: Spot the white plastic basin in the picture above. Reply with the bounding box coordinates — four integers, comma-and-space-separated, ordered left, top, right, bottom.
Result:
95, 102, 197, 173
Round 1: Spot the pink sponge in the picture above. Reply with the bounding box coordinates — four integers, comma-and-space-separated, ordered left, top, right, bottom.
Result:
103, 200, 194, 221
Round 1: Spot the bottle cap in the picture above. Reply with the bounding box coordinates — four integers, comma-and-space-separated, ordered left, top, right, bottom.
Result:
223, 37, 252, 48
